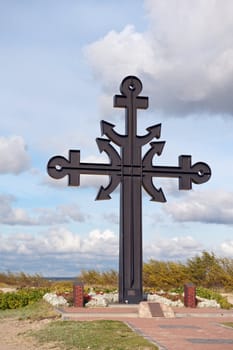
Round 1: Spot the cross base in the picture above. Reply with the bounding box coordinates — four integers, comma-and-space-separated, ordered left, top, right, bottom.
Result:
119, 288, 143, 304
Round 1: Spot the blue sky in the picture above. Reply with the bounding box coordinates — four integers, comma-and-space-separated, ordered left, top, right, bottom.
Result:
0, 0, 233, 276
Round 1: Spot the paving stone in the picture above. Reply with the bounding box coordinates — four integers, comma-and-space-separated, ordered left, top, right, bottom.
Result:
159, 324, 201, 329
188, 338, 233, 344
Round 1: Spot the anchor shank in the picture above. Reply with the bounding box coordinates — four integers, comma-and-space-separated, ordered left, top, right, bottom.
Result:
117, 77, 148, 303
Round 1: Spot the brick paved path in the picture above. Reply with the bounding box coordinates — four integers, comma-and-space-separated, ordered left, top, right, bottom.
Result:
60, 306, 233, 349
128, 316, 233, 350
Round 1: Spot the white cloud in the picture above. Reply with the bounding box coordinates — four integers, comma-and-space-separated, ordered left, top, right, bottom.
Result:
0, 227, 229, 275
164, 190, 233, 224
144, 235, 202, 260
84, 25, 155, 86
82, 229, 118, 256
0, 194, 35, 225
0, 136, 30, 174
220, 240, 233, 256
0, 227, 119, 275
0, 195, 86, 225
0, 227, 118, 257
0, 228, 81, 256
85, 0, 233, 117
35, 204, 86, 225
102, 212, 119, 225
0, 228, 204, 275
40, 227, 82, 254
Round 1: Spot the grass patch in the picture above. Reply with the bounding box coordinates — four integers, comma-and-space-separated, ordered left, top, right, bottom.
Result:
29, 319, 158, 350
0, 301, 158, 349
0, 299, 60, 320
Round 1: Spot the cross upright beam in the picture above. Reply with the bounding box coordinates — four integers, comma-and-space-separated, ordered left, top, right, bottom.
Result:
47, 76, 211, 304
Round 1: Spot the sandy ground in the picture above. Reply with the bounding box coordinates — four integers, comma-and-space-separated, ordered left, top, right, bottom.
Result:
0, 318, 61, 350
0, 288, 61, 349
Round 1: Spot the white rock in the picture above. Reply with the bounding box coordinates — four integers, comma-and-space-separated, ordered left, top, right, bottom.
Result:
86, 292, 119, 305
195, 295, 220, 308
84, 292, 221, 309
43, 292, 68, 307
146, 293, 184, 307
102, 293, 119, 304
86, 295, 109, 307
197, 299, 220, 308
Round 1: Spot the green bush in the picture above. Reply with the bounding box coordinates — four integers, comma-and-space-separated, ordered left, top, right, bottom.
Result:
0, 288, 49, 310
0, 293, 9, 310
170, 286, 184, 294
143, 260, 189, 290
50, 281, 73, 294
196, 287, 232, 309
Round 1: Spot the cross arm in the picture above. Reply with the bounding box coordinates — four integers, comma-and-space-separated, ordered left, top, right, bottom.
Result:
142, 152, 211, 201
47, 150, 81, 186
148, 155, 211, 190
47, 149, 121, 187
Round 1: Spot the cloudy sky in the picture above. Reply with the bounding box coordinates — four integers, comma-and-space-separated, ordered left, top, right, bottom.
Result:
0, 0, 233, 276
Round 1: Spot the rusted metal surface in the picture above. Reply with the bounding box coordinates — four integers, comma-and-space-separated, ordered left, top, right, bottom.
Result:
47, 76, 211, 304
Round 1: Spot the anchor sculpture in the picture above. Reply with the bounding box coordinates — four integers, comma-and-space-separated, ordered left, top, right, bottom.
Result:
47, 76, 211, 303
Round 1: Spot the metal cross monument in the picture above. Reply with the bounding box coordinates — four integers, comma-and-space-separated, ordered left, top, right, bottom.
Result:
47, 76, 211, 304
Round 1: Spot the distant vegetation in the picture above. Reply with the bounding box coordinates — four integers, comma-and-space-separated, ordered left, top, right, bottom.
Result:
78, 251, 233, 292
78, 269, 118, 291
0, 272, 51, 288
143, 251, 233, 291
1, 251, 233, 292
